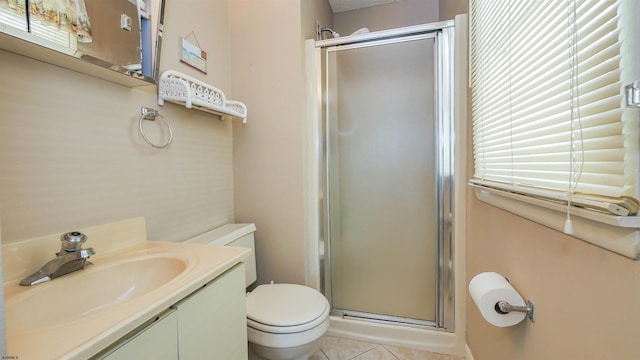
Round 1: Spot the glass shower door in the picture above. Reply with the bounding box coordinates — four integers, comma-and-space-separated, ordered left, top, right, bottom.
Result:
325, 34, 438, 325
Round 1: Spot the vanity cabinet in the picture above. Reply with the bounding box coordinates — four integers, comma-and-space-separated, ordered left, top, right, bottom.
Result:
176, 263, 248, 359
97, 264, 247, 360
102, 310, 179, 360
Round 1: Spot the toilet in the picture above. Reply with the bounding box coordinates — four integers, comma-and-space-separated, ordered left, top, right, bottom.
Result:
186, 223, 330, 360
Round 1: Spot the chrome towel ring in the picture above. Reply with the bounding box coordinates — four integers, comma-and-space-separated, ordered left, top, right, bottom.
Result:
139, 107, 173, 149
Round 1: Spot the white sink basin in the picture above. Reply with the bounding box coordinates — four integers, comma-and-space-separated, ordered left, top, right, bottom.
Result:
5, 252, 188, 332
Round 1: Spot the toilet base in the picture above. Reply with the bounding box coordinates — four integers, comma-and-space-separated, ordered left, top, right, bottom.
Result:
248, 336, 324, 360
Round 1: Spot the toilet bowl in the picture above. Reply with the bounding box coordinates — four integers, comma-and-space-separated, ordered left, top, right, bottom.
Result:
247, 283, 330, 359
186, 223, 330, 360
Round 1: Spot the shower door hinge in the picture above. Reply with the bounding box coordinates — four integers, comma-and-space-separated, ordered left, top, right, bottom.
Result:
625, 81, 640, 107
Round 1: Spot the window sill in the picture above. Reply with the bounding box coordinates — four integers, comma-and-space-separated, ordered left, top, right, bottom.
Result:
471, 185, 640, 259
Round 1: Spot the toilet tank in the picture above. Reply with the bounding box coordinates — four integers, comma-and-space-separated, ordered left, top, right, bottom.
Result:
185, 223, 257, 287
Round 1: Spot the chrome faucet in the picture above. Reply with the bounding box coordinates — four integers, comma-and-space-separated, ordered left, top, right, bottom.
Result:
19, 231, 96, 286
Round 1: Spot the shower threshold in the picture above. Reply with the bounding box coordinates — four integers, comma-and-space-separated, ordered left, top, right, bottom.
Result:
332, 309, 439, 330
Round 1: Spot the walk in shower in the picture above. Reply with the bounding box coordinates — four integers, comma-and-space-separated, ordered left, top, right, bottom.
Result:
309, 20, 457, 334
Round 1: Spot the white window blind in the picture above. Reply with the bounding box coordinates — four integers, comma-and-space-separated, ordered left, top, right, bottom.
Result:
470, 0, 639, 217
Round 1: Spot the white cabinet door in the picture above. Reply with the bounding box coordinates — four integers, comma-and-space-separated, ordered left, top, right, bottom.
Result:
177, 264, 247, 360
96, 264, 247, 360
102, 310, 178, 360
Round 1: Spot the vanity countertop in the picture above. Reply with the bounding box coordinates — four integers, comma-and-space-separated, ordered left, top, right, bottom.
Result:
3, 218, 250, 359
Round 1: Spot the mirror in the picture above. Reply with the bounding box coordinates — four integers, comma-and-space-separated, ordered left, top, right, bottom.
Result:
0, 0, 165, 86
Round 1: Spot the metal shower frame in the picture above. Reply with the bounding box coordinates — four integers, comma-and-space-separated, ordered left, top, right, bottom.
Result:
314, 20, 456, 332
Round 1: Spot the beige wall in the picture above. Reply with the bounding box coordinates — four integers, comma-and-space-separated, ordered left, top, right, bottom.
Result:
439, 0, 467, 21
302, 0, 334, 39
466, 192, 640, 359
0, 0, 334, 290
229, 0, 332, 286
160, 0, 232, 89
333, 0, 439, 35
227, 0, 444, 289
460, 1, 640, 359
0, 0, 235, 245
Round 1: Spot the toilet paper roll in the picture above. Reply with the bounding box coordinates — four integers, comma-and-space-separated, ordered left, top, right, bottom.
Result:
469, 272, 527, 327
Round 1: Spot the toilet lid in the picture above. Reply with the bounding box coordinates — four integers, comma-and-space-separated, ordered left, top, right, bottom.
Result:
246, 284, 329, 328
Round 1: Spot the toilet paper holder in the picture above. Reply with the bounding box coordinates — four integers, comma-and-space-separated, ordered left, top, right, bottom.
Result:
495, 299, 535, 322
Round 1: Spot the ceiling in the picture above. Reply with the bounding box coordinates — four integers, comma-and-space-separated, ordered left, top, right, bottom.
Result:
327, 0, 403, 13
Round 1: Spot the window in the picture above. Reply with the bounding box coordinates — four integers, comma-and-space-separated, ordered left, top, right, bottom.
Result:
470, 0, 640, 258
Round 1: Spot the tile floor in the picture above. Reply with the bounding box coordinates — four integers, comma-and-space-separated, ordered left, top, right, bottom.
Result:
310, 336, 465, 360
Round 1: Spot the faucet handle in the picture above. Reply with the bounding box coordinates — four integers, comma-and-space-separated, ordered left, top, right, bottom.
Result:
60, 231, 87, 252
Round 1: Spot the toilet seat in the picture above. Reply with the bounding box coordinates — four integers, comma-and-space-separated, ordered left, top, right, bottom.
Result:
246, 283, 330, 334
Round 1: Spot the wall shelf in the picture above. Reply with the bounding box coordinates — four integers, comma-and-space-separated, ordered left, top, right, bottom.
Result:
157, 70, 247, 123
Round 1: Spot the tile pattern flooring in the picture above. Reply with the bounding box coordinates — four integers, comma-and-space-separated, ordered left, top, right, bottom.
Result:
310, 336, 465, 360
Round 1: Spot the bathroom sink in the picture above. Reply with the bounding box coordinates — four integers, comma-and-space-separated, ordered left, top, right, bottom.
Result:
5, 253, 187, 332
4, 237, 251, 360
